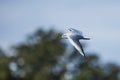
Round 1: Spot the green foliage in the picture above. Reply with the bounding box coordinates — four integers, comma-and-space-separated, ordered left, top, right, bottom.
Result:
11, 28, 67, 80
0, 49, 11, 80
0, 28, 120, 80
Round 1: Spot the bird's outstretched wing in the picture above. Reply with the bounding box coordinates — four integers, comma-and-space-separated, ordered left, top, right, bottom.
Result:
68, 37, 85, 56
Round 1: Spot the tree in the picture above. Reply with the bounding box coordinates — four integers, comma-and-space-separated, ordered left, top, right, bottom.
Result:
0, 28, 119, 80
11, 28, 67, 80
0, 48, 11, 80
74, 54, 120, 80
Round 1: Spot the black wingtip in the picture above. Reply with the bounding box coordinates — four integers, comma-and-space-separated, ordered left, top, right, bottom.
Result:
83, 54, 87, 59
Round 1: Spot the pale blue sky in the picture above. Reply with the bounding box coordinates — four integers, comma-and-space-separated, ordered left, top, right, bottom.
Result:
0, 0, 120, 64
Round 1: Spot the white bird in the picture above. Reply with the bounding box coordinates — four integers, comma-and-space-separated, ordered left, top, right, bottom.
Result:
61, 28, 90, 57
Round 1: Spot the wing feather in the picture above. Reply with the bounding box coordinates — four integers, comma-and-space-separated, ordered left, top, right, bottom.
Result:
68, 37, 85, 56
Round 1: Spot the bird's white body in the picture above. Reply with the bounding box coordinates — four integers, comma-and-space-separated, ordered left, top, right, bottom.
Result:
62, 28, 90, 56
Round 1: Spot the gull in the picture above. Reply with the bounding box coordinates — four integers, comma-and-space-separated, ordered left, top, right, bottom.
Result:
61, 28, 90, 57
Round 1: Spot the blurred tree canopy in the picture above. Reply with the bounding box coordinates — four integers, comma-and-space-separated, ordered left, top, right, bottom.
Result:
0, 28, 120, 80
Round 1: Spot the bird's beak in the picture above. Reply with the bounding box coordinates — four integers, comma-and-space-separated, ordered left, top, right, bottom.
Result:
83, 38, 90, 40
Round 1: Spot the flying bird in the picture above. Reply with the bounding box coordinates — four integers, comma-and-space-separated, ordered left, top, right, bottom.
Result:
61, 28, 90, 57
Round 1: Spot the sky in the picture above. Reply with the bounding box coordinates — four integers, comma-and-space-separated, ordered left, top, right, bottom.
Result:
0, 0, 120, 64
